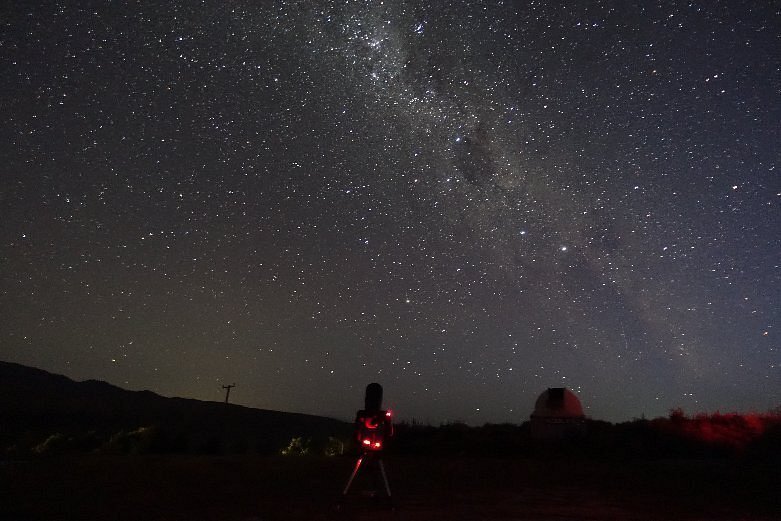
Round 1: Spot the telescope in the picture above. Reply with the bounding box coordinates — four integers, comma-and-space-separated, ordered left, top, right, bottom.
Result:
354, 382, 393, 451
341, 383, 393, 502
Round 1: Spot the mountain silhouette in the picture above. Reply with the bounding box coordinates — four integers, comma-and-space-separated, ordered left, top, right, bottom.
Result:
0, 361, 350, 454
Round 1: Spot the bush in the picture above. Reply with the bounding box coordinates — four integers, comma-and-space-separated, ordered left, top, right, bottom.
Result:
100, 426, 159, 455
32, 431, 101, 456
324, 436, 346, 456
33, 433, 69, 455
280, 436, 312, 456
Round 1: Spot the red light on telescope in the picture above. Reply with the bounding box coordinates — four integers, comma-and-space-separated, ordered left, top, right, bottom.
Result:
386, 410, 392, 417
362, 439, 382, 450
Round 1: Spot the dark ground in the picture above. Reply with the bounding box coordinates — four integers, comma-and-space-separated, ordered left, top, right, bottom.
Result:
2, 454, 778, 520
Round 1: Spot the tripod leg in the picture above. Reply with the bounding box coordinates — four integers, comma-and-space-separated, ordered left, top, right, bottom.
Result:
378, 459, 392, 498
342, 455, 364, 496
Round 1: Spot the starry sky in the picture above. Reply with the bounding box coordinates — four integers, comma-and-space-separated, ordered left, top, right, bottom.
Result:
1, 1, 778, 424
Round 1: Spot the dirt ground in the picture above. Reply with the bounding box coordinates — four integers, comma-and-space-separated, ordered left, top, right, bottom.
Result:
2, 454, 778, 520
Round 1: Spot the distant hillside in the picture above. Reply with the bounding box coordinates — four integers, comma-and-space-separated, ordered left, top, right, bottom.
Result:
0, 361, 351, 455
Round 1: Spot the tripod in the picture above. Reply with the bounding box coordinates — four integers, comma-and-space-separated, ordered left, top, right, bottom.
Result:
342, 450, 392, 499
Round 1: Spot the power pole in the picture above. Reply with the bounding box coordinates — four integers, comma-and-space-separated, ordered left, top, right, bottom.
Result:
222, 383, 236, 404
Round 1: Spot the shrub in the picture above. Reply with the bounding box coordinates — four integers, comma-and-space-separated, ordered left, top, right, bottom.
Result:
280, 436, 312, 456
324, 436, 345, 456
32, 431, 101, 456
100, 426, 158, 455
33, 433, 69, 455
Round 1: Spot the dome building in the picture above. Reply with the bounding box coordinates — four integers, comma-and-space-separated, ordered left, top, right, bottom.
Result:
529, 387, 586, 439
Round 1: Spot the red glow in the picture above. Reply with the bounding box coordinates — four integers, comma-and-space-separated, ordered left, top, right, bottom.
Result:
362, 439, 371, 446
374, 442, 381, 448
657, 409, 779, 451
386, 410, 392, 417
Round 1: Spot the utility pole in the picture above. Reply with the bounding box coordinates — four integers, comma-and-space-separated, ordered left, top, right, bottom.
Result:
222, 383, 236, 404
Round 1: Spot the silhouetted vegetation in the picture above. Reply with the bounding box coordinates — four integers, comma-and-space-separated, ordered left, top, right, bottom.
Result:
2, 362, 779, 462
15, 408, 778, 461
280, 436, 313, 456
389, 409, 781, 461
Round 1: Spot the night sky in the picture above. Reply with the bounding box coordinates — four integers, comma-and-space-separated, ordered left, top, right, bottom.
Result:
2, 1, 778, 424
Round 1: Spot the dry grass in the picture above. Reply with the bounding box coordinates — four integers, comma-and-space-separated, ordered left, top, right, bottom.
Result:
2, 454, 778, 520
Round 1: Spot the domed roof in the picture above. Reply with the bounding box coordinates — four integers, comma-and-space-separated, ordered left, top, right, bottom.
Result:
531, 387, 584, 419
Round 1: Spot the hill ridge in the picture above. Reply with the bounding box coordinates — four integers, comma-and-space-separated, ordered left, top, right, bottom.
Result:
0, 360, 351, 454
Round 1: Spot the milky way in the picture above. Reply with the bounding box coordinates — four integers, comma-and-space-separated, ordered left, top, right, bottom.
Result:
1, 1, 778, 423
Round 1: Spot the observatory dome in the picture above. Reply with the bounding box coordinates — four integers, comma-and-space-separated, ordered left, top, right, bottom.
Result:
529, 387, 586, 439
531, 387, 585, 419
